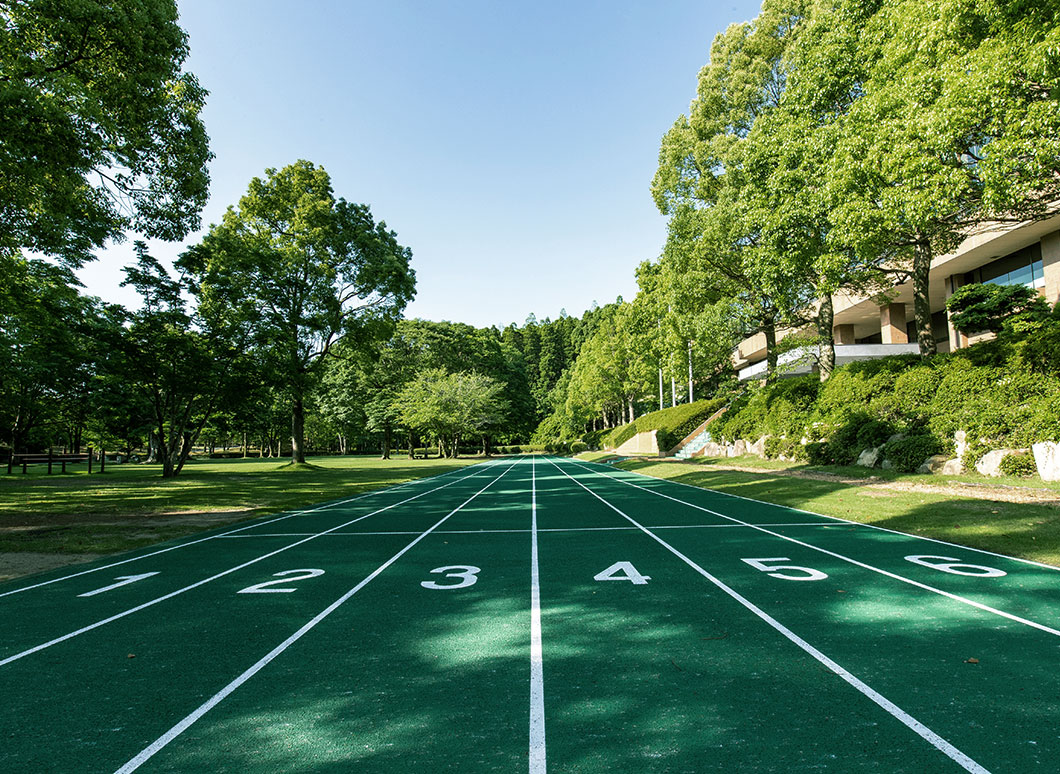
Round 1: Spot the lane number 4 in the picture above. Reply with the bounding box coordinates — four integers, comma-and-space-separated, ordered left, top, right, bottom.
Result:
594, 561, 651, 585
742, 557, 828, 582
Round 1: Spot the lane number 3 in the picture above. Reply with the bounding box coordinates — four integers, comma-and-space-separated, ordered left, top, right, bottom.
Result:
742, 557, 828, 582
421, 566, 481, 590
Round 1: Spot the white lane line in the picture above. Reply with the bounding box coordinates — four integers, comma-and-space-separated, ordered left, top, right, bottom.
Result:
529, 456, 547, 773
0, 461, 503, 668
569, 461, 1060, 639
215, 522, 836, 538
0, 464, 479, 599
547, 458, 991, 774
584, 459, 1060, 573
113, 460, 520, 774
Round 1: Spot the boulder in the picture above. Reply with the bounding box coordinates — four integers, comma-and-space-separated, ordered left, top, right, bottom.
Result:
917, 454, 952, 475
731, 439, 749, 457
1032, 441, 1060, 482
954, 430, 968, 460
940, 458, 964, 476
749, 437, 768, 458
856, 447, 880, 468
975, 449, 1015, 477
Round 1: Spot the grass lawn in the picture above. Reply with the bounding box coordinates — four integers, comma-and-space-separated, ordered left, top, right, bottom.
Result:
0, 455, 480, 574
579, 454, 1060, 568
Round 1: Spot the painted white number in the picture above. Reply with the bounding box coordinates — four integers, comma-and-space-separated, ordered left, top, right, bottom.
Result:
421, 566, 481, 590
741, 557, 828, 582
78, 572, 160, 598
904, 555, 1007, 578
237, 568, 326, 594
594, 561, 651, 585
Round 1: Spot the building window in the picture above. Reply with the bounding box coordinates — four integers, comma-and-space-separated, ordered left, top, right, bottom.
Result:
980, 244, 1045, 289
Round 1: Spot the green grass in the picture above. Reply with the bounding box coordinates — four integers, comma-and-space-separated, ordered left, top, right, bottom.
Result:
613, 457, 1060, 568
0, 455, 480, 558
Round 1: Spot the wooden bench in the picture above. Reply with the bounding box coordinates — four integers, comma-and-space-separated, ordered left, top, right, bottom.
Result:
6, 449, 105, 475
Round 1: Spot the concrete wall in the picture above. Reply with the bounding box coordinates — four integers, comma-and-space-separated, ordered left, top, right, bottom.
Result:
613, 429, 660, 456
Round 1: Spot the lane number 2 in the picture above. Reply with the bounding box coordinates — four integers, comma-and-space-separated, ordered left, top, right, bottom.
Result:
421, 566, 481, 590
742, 557, 828, 582
237, 568, 326, 594
904, 555, 1006, 577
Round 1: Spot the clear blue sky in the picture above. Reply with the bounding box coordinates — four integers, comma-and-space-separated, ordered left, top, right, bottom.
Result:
78, 0, 765, 328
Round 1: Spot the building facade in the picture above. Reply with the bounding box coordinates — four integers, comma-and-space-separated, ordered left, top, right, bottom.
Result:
734, 213, 1060, 380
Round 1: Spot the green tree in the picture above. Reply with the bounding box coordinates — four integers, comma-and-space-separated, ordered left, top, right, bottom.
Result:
397, 369, 508, 457
0, 0, 211, 266
184, 160, 415, 464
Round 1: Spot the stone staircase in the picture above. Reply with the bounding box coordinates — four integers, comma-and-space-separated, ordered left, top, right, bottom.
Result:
674, 428, 713, 459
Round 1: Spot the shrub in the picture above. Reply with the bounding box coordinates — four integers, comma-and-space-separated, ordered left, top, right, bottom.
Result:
855, 419, 895, 451
882, 435, 943, 473
569, 441, 588, 454
999, 451, 1037, 478
805, 442, 832, 466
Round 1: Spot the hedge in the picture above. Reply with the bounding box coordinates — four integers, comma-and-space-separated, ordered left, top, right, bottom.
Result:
602, 398, 727, 452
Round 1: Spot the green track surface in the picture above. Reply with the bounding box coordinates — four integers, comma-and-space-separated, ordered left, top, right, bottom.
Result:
2, 457, 1058, 772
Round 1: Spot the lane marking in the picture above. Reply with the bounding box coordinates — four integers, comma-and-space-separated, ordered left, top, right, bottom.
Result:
547, 458, 991, 774
0, 460, 505, 668
0, 463, 482, 600
214, 522, 835, 538
77, 573, 160, 598
529, 456, 547, 773
581, 459, 1060, 573
113, 460, 521, 774
569, 460, 1060, 639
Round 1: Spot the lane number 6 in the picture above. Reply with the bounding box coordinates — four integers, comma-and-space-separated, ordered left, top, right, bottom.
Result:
741, 557, 828, 582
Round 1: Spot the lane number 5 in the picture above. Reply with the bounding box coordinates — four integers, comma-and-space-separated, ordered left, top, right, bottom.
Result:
421, 566, 481, 590
742, 557, 828, 582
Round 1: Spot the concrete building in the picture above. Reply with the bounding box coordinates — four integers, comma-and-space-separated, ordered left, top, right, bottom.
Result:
733, 213, 1060, 381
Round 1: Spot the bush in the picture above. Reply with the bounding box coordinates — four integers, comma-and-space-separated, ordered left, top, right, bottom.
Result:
856, 419, 895, 451
999, 451, 1037, 478
602, 398, 727, 451
569, 441, 588, 454
882, 435, 943, 473
805, 442, 832, 466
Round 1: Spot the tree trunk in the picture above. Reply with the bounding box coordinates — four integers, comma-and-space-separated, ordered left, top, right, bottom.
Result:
146, 431, 159, 463
764, 316, 778, 383
408, 430, 415, 459
381, 425, 392, 459
291, 395, 306, 463
658, 367, 664, 411
671, 376, 676, 408
242, 431, 248, 458
482, 435, 490, 457
913, 238, 937, 357
817, 293, 835, 382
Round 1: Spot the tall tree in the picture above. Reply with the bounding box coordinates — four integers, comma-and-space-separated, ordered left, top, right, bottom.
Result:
0, 0, 211, 266
184, 161, 415, 464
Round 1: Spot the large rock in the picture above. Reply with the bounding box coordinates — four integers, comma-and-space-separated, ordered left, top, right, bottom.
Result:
731, 439, 749, 457
940, 458, 964, 476
856, 447, 880, 467
917, 454, 952, 475
1033, 441, 1060, 482
954, 430, 968, 459
749, 437, 768, 457
975, 449, 1015, 477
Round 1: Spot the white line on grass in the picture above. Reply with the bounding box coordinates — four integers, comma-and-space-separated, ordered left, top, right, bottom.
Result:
569, 460, 1060, 639
583, 459, 1060, 573
0, 460, 503, 668
112, 460, 520, 774
0, 463, 480, 600
547, 458, 991, 774
529, 457, 547, 774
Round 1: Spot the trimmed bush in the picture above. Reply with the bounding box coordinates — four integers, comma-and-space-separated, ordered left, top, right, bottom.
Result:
602, 398, 727, 451
569, 441, 589, 454
999, 451, 1037, 478
805, 442, 832, 466
882, 435, 943, 473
